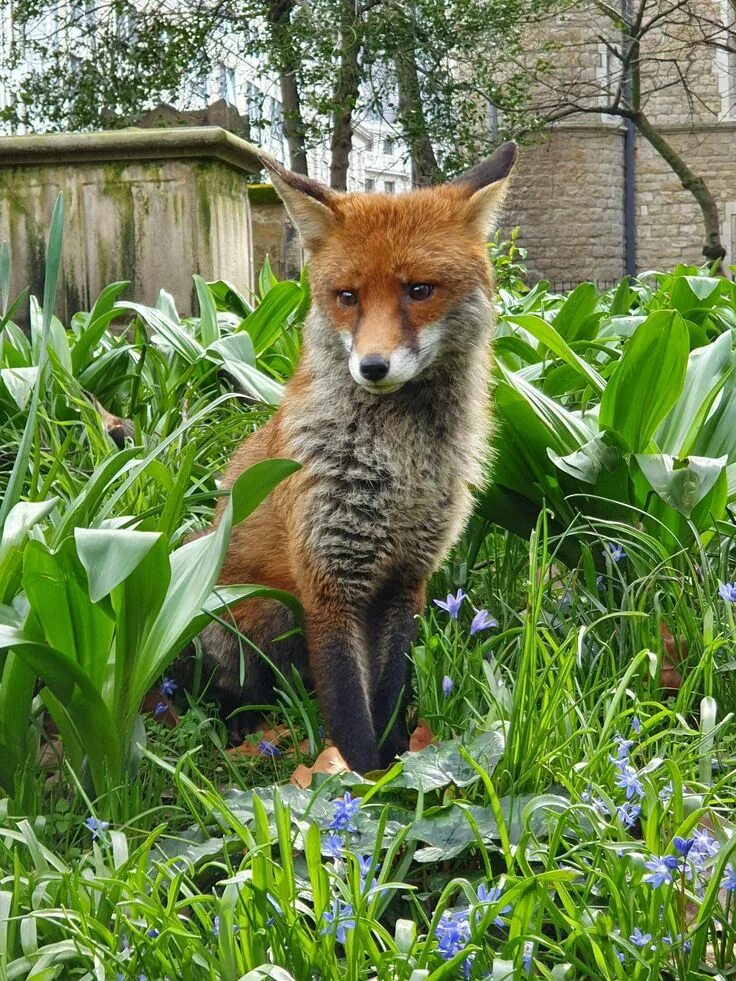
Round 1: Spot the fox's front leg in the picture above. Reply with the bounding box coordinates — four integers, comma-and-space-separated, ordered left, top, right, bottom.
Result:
368, 579, 426, 768
304, 589, 379, 773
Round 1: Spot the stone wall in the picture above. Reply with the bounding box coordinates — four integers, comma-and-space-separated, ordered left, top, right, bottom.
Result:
504, 126, 626, 285
0, 127, 263, 322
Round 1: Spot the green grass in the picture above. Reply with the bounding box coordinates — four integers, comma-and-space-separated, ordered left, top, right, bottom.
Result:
1, 225, 736, 978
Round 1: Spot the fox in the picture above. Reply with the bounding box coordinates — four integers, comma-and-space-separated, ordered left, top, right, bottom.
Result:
194, 140, 518, 773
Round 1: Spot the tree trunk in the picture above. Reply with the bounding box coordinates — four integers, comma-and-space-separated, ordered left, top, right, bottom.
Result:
632, 109, 726, 264
329, 0, 363, 190
264, 0, 309, 175
394, 33, 443, 186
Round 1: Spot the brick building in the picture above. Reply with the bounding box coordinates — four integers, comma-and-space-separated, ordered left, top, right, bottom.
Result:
504, 2, 736, 285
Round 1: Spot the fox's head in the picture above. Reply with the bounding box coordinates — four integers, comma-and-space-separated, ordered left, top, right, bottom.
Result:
261, 142, 517, 395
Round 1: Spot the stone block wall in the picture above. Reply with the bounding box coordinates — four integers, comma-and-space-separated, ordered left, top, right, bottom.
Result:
504, 126, 626, 285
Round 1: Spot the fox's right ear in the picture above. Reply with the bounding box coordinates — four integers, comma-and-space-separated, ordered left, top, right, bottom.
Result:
453, 141, 518, 237
259, 156, 337, 253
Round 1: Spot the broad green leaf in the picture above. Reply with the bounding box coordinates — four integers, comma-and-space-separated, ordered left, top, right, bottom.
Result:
74, 528, 164, 603
394, 730, 504, 792
258, 255, 279, 298
635, 454, 727, 518
505, 315, 604, 393
194, 274, 220, 346
115, 301, 204, 363
0, 367, 38, 409
548, 434, 619, 485
217, 357, 284, 406
229, 458, 301, 526
0, 499, 57, 563
551, 282, 598, 341
655, 329, 735, 457
52, 447, 140, 543
599, 310, 688, 452
240, 281, 303, 355
207, 332, 257, 367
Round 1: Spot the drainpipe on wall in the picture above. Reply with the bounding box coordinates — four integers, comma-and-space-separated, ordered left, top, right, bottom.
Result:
622, 0, 636, 279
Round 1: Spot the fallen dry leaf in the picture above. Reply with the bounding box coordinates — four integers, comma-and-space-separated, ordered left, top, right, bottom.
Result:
409, 718, 437, 752
227, 724, 292, 758
290, 746, 349, 789
142, 689, 180, 728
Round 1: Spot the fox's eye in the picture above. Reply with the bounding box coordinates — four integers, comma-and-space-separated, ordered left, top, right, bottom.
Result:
337, 290, 358, 308
408, 283, 434, 301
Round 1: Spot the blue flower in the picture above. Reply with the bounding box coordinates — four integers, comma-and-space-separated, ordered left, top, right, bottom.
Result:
321, 901, 355, 944
692, 827, 719, 859
147, 928, 160, 938
154, 701, 168, 717
659, 781, 673, 802
258, 740, 282, 758
469, 609, 498, 635
323, 833, 343, 859
721, 865, 736, 891
631, 715, 641, 734
522, 940, 533, 973
617, 802, 641, 828
629, 927, 653, 948
718, 582, 736, 602
356, 854, 376, 878
434, 589, 466, 619
329, 792, 360, 832
85, 816, 110, 840
442, 675, 453, 697
673, 836, 695, 857
476, 883, 511, 928
614, 764, 645, 799
643, 854, 679, 887
603, 542, 626, 562
613, 732, 634, 759
159, 676, 177, 696
435, 908, 471, 960
596, 574, 605, 592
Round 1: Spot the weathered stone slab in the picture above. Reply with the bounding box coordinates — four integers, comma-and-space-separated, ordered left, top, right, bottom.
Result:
0, 127, 264, 322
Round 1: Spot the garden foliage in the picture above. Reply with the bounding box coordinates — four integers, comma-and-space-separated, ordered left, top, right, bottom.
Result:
1, 213, 736, 978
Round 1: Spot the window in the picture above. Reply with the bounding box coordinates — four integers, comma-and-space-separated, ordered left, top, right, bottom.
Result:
384, 180, 395, 194
364, 178, 375, 192
383, 137, 394, 154
218, 64, 236, 104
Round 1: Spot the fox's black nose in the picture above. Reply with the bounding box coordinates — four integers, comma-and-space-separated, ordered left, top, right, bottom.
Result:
359, 354, 390, 382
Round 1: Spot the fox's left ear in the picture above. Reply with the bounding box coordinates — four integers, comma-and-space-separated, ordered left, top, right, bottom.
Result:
454, 141, 518, 237
259, 155, 337, 253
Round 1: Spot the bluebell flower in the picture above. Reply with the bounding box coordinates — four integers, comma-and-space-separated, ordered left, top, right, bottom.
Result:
615, 950, 626, 963
85, 816, 110, 840
434, 589, 466, 619
356, 854, 377, 878
329, 792, 360, 831
673, 836, 695, 857
522, 940, 533, 973
147, 928, 160, 938
442, 675, 453, 697
614, 764, 645, 799
613, 732, 634, 759
435, 908, 471, 960
596, 574, 605, 591
323, 833, 343, 859
257, 739, 281, 758
631, 715, 641, 734
159, 676, 177, 696
469, 609, 498, 635
630, 927, 653, 948
692, 827, 719, 859
476, 883, 511, 927
659, 781, 673, 802
643, 854, 679, 887
718, 582, 736, 602
321, 901, 355, 944
617, 802, 641, 828
602, 542, 626, 562
721, 865, 736, 891
154, 701, 168, 717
